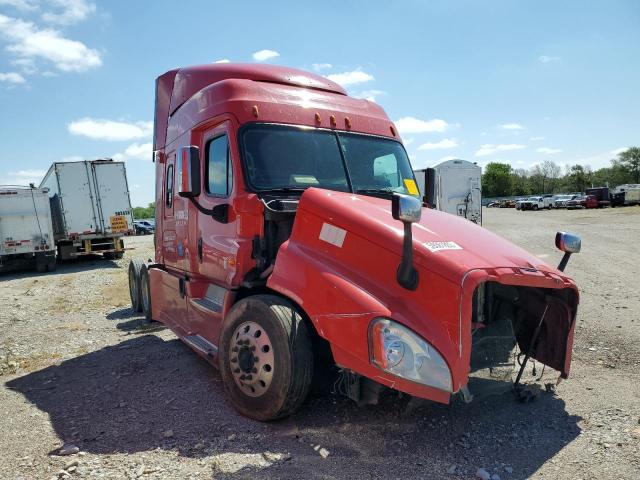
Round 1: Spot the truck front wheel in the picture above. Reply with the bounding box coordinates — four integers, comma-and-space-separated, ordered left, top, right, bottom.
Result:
219, 295, 313, 421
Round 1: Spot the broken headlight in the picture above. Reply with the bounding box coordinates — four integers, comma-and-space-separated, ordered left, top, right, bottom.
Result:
369, 318, 452, 392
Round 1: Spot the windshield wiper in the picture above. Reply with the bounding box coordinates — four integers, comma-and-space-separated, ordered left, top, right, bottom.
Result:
354, 188, 396, 197
257, 187, 307, 194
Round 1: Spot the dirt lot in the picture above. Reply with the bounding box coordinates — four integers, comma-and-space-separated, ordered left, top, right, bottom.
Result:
1, 207, 639, 479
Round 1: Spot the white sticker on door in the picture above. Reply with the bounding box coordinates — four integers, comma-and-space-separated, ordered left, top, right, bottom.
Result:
424, 241, 462, 252
319, 223, 346, 248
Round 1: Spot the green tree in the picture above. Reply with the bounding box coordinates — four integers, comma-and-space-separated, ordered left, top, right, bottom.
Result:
482, 162, 513, 197
566, 165, 589, 192
617, 147, 640, 183
132, 202, 155, 220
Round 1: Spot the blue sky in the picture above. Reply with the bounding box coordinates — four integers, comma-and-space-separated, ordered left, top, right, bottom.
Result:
1, 0, 638, 206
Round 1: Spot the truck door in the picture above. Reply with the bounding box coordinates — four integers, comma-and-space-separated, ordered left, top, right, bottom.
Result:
186, 122, 238, 344
92, 162, 134, 235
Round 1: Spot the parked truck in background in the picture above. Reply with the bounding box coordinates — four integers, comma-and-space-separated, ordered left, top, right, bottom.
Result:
414, 159, 482, 224
584, 187, 611, 208
40, 160, 134, 260
0, 185, 56, 272
128, 63, 582, 421
610, 184, 640, 207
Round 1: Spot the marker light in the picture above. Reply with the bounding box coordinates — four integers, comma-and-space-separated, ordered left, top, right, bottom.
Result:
370, 318, 452, 392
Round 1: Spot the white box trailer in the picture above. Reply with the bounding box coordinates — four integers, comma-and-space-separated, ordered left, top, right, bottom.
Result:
0, 186, 56, 272
414, 159, 482, 224
40, 160, 134, 260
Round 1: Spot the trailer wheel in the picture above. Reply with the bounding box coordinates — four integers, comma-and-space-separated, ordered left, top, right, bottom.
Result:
219, 295, 313, 421
139, 264, 153, 322
128, 259, 144, 312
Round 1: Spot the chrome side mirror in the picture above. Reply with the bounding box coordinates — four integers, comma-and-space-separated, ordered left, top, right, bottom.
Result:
392, 193, 421, 290
555, 231, 581, 272
555, 232, 581, 253
392, 193, 422, 223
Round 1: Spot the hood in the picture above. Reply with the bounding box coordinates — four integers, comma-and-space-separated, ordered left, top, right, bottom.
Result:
298, 188, 566, 284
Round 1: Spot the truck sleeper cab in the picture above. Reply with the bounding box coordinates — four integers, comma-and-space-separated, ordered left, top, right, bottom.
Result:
129, 64, 581, 421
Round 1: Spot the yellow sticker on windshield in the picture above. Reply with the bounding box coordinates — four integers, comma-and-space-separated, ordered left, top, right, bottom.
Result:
404, 179, 419, 196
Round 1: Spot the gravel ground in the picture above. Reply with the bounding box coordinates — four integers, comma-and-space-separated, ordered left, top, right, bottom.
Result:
1, 207, 639, 479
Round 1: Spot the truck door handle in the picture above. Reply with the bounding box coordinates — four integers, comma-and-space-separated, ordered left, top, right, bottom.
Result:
197, 237, 203, 263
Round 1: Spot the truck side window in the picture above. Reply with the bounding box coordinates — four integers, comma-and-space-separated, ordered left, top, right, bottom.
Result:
206, 135, 232, 196
166, 164, 174, 207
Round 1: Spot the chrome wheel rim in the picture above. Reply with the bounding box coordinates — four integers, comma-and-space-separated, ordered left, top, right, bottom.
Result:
229, 321, 274, 397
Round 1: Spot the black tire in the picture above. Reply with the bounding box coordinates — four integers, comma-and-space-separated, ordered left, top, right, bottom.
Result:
533, 205, 539, 211
128, 259, 144, 312
219, 295, 313, 421
139, 264, 153, 322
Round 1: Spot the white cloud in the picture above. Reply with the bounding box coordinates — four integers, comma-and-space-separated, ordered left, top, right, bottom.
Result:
417, 138, 458, 151
529, 136, 545, 141
326, 70, 374, 87
500, 123, 523, 130
539, 55, 561, 64
394, 116, 452, 134
0, 71, 25, 83
0, 14, 102, 72
5, 168, 47, 185
611, 147, 628, 155
252, 49, 279, 62
312, 63, 332, 71
403, 138, 414, 146
112, 142, 153, 162
68, 118, 153, 141
41, 0, 95, 25
0, 0, 37, 11
536, 147, 562, 154
356, 89, 385, 102
213, 58, 230, 63
475, 144, 525, 157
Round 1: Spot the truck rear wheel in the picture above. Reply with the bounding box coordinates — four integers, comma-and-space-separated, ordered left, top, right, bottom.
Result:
139, 264, 152, 322
219, 295, 313, 421
35, 252, 48, 273
128, 259, 144, 312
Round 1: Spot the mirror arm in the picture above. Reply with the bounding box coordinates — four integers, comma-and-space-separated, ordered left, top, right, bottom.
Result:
187, 197, 229, 223
397, 221, 419, 290
557, 252, 571, 272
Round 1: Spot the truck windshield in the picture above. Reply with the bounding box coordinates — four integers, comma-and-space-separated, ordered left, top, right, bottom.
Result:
240, 124, 418, 197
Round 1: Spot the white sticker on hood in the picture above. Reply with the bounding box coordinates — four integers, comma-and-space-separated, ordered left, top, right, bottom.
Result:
424, 241, 462, 252
319, 223, 346, 248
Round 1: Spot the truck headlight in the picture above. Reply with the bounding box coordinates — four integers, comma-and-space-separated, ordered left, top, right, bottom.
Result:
369, 318, 452, 392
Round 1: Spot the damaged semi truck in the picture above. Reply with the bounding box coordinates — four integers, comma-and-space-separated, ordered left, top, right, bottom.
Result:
129, 64, 581, 420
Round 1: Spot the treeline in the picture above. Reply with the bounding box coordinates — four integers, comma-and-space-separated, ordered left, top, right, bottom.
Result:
132, 202, 155, 219
482, 147, 640, 197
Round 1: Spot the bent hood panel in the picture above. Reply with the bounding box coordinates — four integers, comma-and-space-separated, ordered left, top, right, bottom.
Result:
298, 188, 571, 284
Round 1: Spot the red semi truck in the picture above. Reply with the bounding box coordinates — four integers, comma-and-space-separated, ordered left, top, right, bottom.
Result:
129, 64, 581, 420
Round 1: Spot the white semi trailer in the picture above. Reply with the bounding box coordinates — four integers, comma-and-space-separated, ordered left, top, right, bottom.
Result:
0, 185, 56, 272
40, 159, 134, 260
414, 159, 482, 224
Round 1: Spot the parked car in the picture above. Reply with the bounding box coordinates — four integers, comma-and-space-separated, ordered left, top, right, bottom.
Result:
519, 196, 553, 210
566, 195, 598, 209
134, 221, 154, 235
585, 187, 611, 208
554, 195, 578, 208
